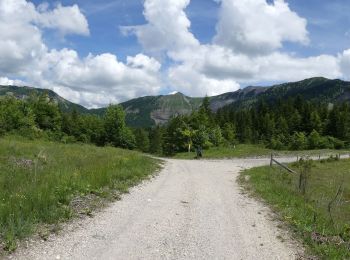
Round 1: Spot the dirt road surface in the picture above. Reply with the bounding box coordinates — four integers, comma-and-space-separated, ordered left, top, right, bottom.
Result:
11, 158, 303, 260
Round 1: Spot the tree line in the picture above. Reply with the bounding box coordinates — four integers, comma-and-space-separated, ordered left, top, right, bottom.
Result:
1, 92, 349, 155
162, 95, 350, 154
0, 93, 136, 149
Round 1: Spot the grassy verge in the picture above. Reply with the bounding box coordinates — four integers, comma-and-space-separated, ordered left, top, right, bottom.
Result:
173, 144, 350, 159
0, 136, 160, 253
240, 158, 350, 259
173, 144, 271, 159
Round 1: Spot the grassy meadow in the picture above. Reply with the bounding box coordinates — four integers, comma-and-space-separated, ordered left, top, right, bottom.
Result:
173, 144, 350, 160
241, 158, 350, 259
0, 136, 160, 253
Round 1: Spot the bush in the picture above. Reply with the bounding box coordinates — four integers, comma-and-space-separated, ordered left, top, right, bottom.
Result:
134, 128, 150, 152
308, 130, 322, 149
330, 137, 345, 149
322, 136, 345, 150
289, 132, 308, 150
104, 105, 136, 149
193, 126, 209, 148
209, 126, 223, 147
61, 135, 77, 144
268, 134, 286, 150
222, 123, 236, 145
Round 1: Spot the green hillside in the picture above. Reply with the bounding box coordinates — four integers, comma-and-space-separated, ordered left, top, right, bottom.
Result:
222, 77, 350, 110
0, 85, 89, 114
91, 92, 203, 127
115, 77, 350, 127
2, 77, 350, 127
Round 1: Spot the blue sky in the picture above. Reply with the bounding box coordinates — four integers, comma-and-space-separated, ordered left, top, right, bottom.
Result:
1, 0, 350, 107
31, 0, 219, 59
32, 0, 349, 60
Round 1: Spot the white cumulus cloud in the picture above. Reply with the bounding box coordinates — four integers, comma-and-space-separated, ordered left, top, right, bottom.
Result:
33, 49, 162, 108
0, 0, 162, 108
0, 77, 25, 86
122, 0, 199, 58
129, 0, 344, 98
339, 49, 350, 80
1, 0, 350, 107
36, 3, 90, 36
214, 0, 309, 55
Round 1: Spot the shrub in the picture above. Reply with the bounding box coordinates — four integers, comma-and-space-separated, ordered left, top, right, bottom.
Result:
222, 123, 236, 145
209, 126, 223, 147
268, 134, 287, 150
193, 126, 209, 148
289, 132, 308, 150
308, 130, 322, 149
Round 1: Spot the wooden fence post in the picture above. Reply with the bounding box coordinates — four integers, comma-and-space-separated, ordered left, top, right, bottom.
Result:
270, 153, 273, 167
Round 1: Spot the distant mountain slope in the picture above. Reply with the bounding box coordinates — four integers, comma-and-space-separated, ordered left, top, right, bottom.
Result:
0, 85, 89, 114
0, 85, 203, 127
92, 92, 203, 127
223, 77, 350, 110
1, 77, 350, 127
209, 86, 270, 111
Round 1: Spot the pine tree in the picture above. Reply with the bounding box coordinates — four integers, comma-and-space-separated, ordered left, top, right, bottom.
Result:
149, 126, 163, 155
135, 128, 150, 152
222, 122, 236, 145
104, 105, 135, 149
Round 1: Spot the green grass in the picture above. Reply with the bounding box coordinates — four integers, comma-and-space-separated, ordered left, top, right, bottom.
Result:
173, 144, 350, 159
241, 159, 350, 259
173, 144, 272, 159
0, 136, 160, 252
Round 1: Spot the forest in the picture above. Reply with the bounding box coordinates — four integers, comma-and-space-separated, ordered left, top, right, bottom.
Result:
1, 92, 349, 155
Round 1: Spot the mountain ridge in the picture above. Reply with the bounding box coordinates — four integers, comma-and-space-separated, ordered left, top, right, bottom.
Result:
1, 77, 350, 127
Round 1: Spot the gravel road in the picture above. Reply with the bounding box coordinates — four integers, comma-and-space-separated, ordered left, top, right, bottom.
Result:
11, 157, 304, 260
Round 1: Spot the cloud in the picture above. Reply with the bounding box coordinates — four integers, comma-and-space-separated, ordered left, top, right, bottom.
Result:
0, 0, 162, 108
167, 44, 341, 95
129, 0, 343, 98
0, 0, 46, 75
35, 49, 162, 108
168, 63, 241, 96
255, 53, 341, 82
0, 77, 25, 86
339, 49, 350, 80
1, 0, 349, 108
0, 0, 89, 76
36, 3, 90, 36
122, 0, 199, 57
214, 0, 309, 55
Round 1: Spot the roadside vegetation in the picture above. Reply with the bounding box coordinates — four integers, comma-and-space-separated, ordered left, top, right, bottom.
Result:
1, 92, 350, 159
161, 96, 350, 157
174, 144, 350, 159
1, 86, 349, 257
0, 136, 159, 253
241, 157, 350, 259
174, 144, 271, 159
